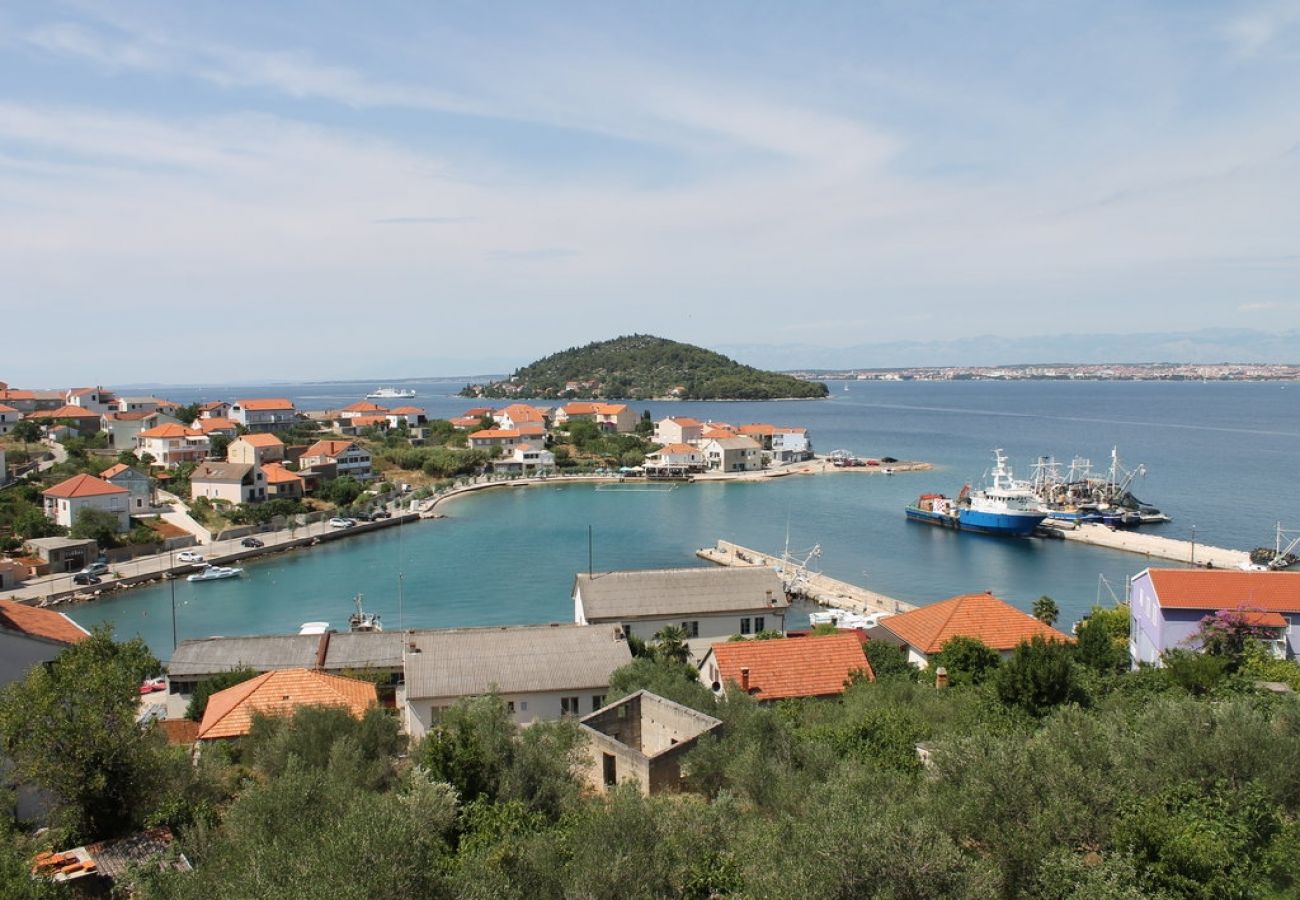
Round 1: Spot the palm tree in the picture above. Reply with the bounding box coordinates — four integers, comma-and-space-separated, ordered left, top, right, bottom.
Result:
652, 625, 691, 666
1032, 595, 1060, 627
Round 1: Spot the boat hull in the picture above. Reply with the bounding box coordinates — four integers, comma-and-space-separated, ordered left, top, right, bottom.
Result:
957, 508, 1047, 536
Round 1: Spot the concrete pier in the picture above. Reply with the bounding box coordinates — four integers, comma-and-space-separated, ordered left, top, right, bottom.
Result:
1049, 522, 1250, 569
697, 539, 916, 617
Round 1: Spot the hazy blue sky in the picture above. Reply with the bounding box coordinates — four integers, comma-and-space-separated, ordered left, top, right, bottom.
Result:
3, 1, 1299, 384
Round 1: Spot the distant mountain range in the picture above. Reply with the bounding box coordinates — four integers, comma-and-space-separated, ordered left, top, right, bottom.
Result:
717, 329, 1300, 371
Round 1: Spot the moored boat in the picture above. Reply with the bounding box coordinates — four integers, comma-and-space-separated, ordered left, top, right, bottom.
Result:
906, 450, 1048, 537
186, 565, 244, 582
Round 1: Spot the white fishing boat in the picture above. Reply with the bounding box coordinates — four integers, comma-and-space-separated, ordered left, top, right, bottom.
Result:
348, 593, 382, 632
186, 565, 244, 582
366, 387, 416, 399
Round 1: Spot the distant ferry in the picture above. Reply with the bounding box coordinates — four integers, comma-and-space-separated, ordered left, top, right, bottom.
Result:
366, 387, 417, 400
906, 449, 1048, 537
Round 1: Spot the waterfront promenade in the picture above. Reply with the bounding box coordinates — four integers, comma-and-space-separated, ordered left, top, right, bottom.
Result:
1052, 522, 1250, 569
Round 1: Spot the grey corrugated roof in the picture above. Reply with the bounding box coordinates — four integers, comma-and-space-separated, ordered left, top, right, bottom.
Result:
168, 634, 319, 678
575, 567, 789, 621
405, 623, 631, 700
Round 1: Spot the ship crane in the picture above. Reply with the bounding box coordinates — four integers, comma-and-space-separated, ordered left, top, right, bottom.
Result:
1273, 523, 1300, 570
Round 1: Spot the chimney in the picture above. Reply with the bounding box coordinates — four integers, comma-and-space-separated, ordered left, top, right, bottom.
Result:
934, 667, 949, 689
741, 667, 750, 692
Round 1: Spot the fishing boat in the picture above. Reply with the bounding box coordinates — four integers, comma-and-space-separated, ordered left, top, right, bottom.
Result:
1028, 448, 1171, 527
186, 565, 244, 582
906, 450, 1048, 537
366, 387, 416, 399
348, 593, 382, 632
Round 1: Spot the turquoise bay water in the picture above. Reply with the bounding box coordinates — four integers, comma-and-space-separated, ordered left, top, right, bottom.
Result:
74, 380, 1300, 656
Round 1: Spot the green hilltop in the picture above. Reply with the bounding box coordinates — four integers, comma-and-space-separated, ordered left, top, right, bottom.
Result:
461, 334, 829, 400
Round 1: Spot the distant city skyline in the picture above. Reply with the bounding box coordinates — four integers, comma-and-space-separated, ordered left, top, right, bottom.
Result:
3, 2, 1299, 384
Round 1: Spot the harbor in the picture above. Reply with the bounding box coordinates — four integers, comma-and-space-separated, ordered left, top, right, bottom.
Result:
696, 539, 917, 617
1047, 522, 1250, 569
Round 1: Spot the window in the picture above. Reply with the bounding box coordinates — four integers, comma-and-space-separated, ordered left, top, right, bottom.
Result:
740, 617, 752, 635
591, 694, 605, 711
681, 620, 699, 638
622, 623, 633, 639
603, 753, 617, 786
755, 616, 765, 634
506, 701, 515, 714
561, 696, 580, 715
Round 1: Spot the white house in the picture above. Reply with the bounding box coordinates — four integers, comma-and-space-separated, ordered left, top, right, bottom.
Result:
573, 567, 790, 660
41, 474, 130, 531
337, 401, 390, 421
64, 387, 115, 415
190, 462, 267, 504
467, 428, 525, 450
0, 403, 18, 435
490, 443, 556, 476
771, 428, 812, 462
593, 403, 636, 433
653, 417, 703, 445
493, 404, 548, 432
298, 440, 372, 481
135, 423, 210, 468
229, 398, 296, 432
643, 443, 706, 477
403, 624, 632, 738
115, 396, 180, 416
699, 435, 763, 472
386, 406, 428, 428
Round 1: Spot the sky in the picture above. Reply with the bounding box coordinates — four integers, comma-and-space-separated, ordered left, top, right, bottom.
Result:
2, 1, 1299, 385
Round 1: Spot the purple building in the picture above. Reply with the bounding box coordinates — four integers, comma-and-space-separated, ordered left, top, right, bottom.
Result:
1128, 568, 1300, 667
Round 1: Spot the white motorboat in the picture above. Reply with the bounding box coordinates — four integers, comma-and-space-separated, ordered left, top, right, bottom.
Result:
186, 565, 244, 582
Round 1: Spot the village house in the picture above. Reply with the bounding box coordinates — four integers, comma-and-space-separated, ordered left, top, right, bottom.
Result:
65, 387, 116, 415
101, 411, 179, 449
99, 463, 154, 512
449, 416, 483, 430
337, 401, 389, 420
346, 414, 391, 434
654, 416, 703, 445
573, 567, 790, 660
0, 390, 38, 414
593, 403, 636, 433
490, 443, 556, 476
194, 417, 239, 440
771, 427, 813, 462
229, 398, 296, 432
554, 402, 600, 426
403, 623, 632, 737
299, 439, 372, 481
387, 406, 428, 428
190, 462, 267, 504
261, 461, 305, 499
22, 537, 100, 576
468, 428, 525, 450
135, 423, 210, 468
226, 433, 285, 466
115, 396, 180, 416
699, 632, 874, 701
1129, 568, 1300, 667
699, 434, 763, 472
197, 668, 378, 740
577, 691, 723, 796
493, 403, 549, 432
0, 403, 18, 434
42, 473, 130, 531
868, 592, 1071, 668
197, 401, 231, 420
643, 443, 706, 477
26, 405, 103, 436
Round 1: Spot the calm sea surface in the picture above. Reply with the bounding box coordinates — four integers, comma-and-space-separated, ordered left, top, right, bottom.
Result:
75, 380, 1300, 655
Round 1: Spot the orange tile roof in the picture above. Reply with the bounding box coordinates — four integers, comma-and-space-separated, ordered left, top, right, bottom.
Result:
105, 411, 154, 421
0, 403, 18, 414
463, 407, 493, 417
563, 402, 599, 415
1147, 569, 1300, 612
469, 429, 521, 439
261, 462, 303, 485
138, 423, 203, 439
42, 473, 128, 499
197, 417, 238, 433
28, 405, 100, 420
879, 592, 1070, 654
516, 423, 546, 436
656, 443, 700, 454
738, 423, 776, 436
197, 668, 377, 739
342, 401, 389, 413
98, 463, 131, 479
1241, 611, 1289, 627
236, 398, 293, 411
701, 428, 738, 439
501, 404, 545, 421
449, 417, 481, 428
302, 439, 357, 458
0, 390, 34, 401
237, 433, 284, 448
709, 633, 873, 700
389, 406, 424, 415
663, 417, 701, 427
0, 599, 90, 645
774, 427, 807, 434
595, 403, 628, 415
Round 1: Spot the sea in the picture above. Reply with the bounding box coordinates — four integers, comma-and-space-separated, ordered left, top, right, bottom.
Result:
72, 378, 1300, 656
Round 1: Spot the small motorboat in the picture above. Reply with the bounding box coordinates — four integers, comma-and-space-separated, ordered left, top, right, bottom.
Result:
186, 565, 244, 583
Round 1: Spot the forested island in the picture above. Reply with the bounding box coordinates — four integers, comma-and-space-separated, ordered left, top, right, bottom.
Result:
461, 335, 829, 400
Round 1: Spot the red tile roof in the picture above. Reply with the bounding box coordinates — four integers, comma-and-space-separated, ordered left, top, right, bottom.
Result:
138, 423, 203, 439
0, 403, 19, 414
595, 403, 627, 415
1241, 611, 1289, 628
104, 411, 154, 421
708, 633, 873, 700
341, 401, 389, 413
879, 592, 1070, 654
389, 406, 425, 415
656, 443, 700, 455
301, 439, 359, 459
0, 390, 35, 401
449, 417, 481, 428
563, 402, 599, 415
235, 398, 293, 411
236, 433, 284, 448
738, 423, 776, 436
0, 599, 90, 645
261, 462, 303, 485
197, 668, 377, 739
99, 463, 131, 479
469, 429, 521, 439
701, 428, 738, 439
662, 417, 701, 427
501, 404, 545, 422
42, 473, 128, 499
196, 417, 238, 433
1147, 569, 1300, 612
27, 405, 100, 420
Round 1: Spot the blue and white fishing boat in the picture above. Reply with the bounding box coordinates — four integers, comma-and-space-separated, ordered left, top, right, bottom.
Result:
906, 449, 1048, 537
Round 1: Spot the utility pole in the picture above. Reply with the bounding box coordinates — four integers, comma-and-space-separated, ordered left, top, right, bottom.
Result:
169, 547, 177, 651
588, 524, 593, 577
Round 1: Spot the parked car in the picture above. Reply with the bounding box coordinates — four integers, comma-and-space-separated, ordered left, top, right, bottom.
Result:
77, 561, 109, 577
241, 537, 265, 548
371, 509, 391, 519
73, 573, 102, 586
353, 511, 373, 522
177, 550, 205, 563
138, 677, 166, 695
328, 517, 356, 529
